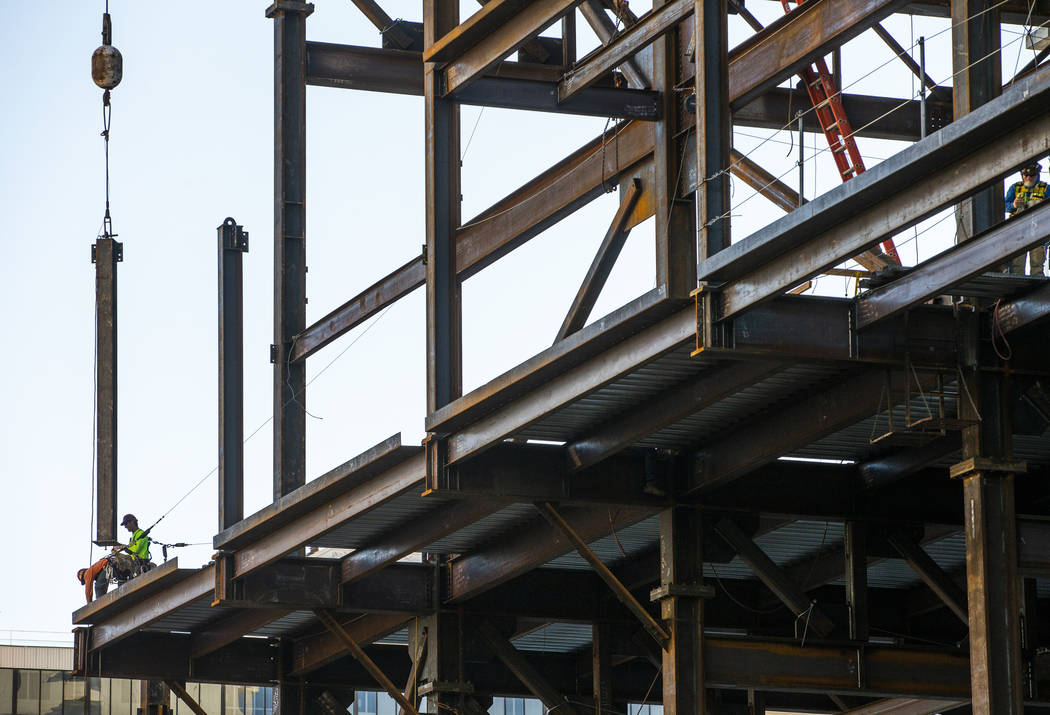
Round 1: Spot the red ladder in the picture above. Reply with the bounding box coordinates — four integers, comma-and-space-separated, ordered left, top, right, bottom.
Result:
780, 0, 901, 264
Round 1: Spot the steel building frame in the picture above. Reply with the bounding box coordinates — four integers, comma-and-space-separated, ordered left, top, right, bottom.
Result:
80, 1, 1050, 713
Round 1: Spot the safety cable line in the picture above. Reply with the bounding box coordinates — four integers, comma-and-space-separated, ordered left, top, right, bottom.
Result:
704, 0, 1013, 191
708, 17, 1050, 231
1010, 0, 1039, 82
141, 303, 395, 538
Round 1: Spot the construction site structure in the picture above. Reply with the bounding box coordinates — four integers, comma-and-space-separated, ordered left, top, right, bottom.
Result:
76, 1, 1050, 713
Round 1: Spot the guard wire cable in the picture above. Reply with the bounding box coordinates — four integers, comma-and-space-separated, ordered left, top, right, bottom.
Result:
143, 303, 394, 536
460, 0, 1012, 235
705, 17, 1050, 231
1010, 0, 1039, 84
702, 0, 1013, 192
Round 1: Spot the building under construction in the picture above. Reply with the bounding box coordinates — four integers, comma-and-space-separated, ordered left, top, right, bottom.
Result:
74, 0, 1050, 713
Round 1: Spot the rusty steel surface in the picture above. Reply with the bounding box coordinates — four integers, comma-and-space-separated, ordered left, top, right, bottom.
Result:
559, 0, 691, 101
231, 452, 426, 578
699, 71, 1050, 321
214, 434, 413, 550
857, 200, 1050, 328
441, 0, 579, 95
994, 282, 1050, 333
93, 237, 120, 546
727, 0, 908, 108
73, 558, 185, 625
88, 566, 214, 650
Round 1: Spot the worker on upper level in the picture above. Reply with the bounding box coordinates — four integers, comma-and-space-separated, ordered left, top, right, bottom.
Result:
120, 513, 153, 571
1005, 162, 1048, 276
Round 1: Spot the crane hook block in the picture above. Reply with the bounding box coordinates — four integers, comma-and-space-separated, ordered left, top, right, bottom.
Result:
92, 14, 122, 90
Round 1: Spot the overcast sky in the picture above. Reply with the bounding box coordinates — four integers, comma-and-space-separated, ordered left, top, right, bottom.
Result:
2, 1, 1032, 642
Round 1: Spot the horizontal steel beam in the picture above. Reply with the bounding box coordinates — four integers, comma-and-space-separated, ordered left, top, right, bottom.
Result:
229, 453, 426, 579
699, 69, 1050, 322
857, 202, 1050, 328
559, 0, 691, 102
423, 0, 531, 63
85, 632, 280, 684
189, 607, 293, 659
441, 0, 579, 95
445, 305, 693, 464
997, 283, 1050, 333
727, 0, 909, 108
88, 566, 213, 650
291, 255, 423, 362
704, 638, 970, 698
293, 613, 412, 675
690, 370, 911, 494
447, 505, 658, 602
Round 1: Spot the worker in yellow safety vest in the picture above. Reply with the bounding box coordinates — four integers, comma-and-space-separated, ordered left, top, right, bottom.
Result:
1005, 162, 1048, 276
119, 513, 154, 575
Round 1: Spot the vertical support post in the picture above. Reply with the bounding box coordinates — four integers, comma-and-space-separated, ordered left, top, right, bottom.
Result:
274, 640, 305, 715
137, 681, 171, 715
844, 521, 869, 642
797, 113, 805, 207
562, 11, 576, 69
693, 0, 730, 264
218, 218, 248, 531
955, 312, 1024, 714
659, 507, 705, 715
421, 612, 467, 715
919, 37, 927, 140
951, 0, 1003, 240
592, 622, 613, 715
425, 0, 462, 415
93, 236, 122, 546
267, 0, 313, 500
654, 3, 696, 297
1022, 578, 1040, 700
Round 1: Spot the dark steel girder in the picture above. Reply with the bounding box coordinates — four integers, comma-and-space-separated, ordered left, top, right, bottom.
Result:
857, 202, 1050, 328
447, 505, 658, 602
293, 613, 412, 675
306, 42, 660, 119
699, 69, 1050, 323
727, 0, 910, 108
439, 0, 580, 95
559, 0, 691, 102
996, 283, 1050, 334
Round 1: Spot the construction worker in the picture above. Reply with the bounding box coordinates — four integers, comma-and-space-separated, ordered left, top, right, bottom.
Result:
1005, 162, 1048, 275
120, 513, 153, 575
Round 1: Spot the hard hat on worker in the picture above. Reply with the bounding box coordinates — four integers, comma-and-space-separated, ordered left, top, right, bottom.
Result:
121, 513, 137, 527
76, 568, 87, 585
1022, 162, 1043, 175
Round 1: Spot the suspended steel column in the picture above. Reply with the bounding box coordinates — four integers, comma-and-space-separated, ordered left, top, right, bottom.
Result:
951, 0, 1004, 239
92, 235, 122, 546
268, 0, 312, 500
218, 218, 248, 531
424, 0, 462, 415
953, 312, 1025, 714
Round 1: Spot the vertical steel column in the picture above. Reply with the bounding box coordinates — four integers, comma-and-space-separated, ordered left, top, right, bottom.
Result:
218, 218, 248, 531
659, 507, 705, 715
92, 236, 122, 546
274, 640, 305, 715
421, 612, 468, 715
694, 0, 730, 263
653, 3, 696, 297
592, 622, 613, 715
844, 520, 869, 642
424, 0, 462, 415
267, 0, 312, 500
955, 312, 1024, 714
951, 0, 1003, 239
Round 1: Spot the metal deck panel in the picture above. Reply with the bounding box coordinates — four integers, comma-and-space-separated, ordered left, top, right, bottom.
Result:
312, 492, 449, 549
512, 622, 594, 653
423, 504, 542, 553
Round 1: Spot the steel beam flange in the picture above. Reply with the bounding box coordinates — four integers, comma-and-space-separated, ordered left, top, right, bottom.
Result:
949, 457, 1028, 480
649, 583, 716, 602
417, 681, 475, 696
423, 434, 451, 495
